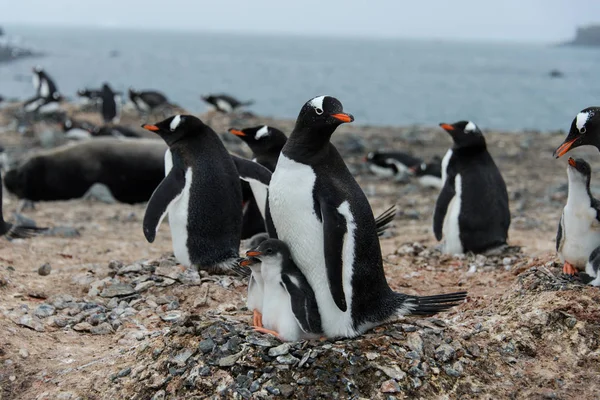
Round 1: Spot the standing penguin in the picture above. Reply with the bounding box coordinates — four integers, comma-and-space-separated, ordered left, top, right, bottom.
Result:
556, 157, 600, 275
141, 115, 245, 275
265, 95, 466, 338
100, 83, 121, 124
434, 121, 510, 255
554, 107, 600, 158
242, 239, 323, 342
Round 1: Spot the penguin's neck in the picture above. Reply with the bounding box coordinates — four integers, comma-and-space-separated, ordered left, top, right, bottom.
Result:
284, 127, 333, 163
567, 172, 592, 207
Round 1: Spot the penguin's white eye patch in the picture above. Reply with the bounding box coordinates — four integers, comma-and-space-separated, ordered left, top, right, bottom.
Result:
314, 107, 323, 115
464, 121, 476, 132
170, 115, 182, 131
255, 125, 269, 139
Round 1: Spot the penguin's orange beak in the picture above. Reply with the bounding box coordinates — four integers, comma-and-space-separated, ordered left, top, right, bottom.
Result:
142, 124, 159, 132
246, 250, 262, 257
568, 157, 576, 167
439, 123, 455, 132
331, 113, 354, 123
239, 258, 257, 267
229, 128, 246, 137
554, 138, 578, 158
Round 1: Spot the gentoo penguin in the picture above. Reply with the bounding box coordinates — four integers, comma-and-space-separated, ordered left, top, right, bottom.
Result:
77, 88, 102, 101
584, 246, 600, 286
554, 107, 600, 158
411, 156, 443, 189
129, 88, 169, 116
556, 157, 600, 275
141, 115, 245, 275
93, 125, 141, 138
61, 118, 97, 140
265, 95, 467, 338
434, 121, 510, 255
242, 239, 323, 341
0, 174, 46, 239
31, 66, 60, 99
365, 151, 422, 181
201, 94, 254, 114
100, 83, 120, 124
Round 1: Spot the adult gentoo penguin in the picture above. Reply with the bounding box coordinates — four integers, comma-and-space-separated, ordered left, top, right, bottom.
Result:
0, 174, 46, 239
434, 121, 510, 255
201, 94, 254, 114
129, 88, 169, 116
554, 107, 600, 158
411, 156, 443, 189
556, 157, 600, 275
100, 83, 120, 124
242, 239, 323, 342
23, 66, 62, 114
365, 151, 422, 181
141, 115, 245, 275
266, 95, 466, 338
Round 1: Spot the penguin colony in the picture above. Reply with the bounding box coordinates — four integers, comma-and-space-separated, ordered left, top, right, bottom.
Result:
2, 66, 599, 344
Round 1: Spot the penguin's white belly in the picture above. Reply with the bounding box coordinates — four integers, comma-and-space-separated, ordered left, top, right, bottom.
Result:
134, 98, 150, 111
368, 164, 395, 178
442, 174, 463, 254
418, 175, 443, 189
561, 205, 600, 267
249, 159, 268, 218
247, 270, 264, 312
215, 99, 233, 113
262, 282, 302, 342
269, 155, 355, 337
65, 129, 92, 140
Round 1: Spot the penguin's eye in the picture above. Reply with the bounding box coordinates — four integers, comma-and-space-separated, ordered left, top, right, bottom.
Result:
314, 107, 323, 115
266, 248, 273, 254
580, 127, 587, 134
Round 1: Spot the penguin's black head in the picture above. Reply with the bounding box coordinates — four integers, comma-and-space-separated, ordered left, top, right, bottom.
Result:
142, 114, 205, 146
62, 119, 73, 131
102, 83, 111, 91
363, 152, 389, 167
439, 120, 486, 149
229, 125, 287, 154
554, 107, 600, 158
295, 95, 354, 133
32, 66, 42, 74
245, 239, 292, 263
567, 156, 592, 184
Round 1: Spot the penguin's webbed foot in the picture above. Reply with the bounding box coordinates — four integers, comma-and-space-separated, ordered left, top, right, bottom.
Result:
253, 326, 282, 341
562, 262, 578, 276
252, 310, 263, 328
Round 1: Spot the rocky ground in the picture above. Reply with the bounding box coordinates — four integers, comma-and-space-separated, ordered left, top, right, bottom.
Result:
0, 102, 599, 399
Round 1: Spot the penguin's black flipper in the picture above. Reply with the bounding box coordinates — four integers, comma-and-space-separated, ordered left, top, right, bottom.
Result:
556, 211, 565, 252
281, 273, 323, 335
231, 155, 272, 187
321, 201, 348, 312
433, 177, 456, 241
374, 205, 397, 236
143, 167, 186, 243
592, 197, 600, 223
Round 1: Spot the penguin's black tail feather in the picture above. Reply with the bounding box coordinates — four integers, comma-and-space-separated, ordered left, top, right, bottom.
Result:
407, 291, 468, 315
374, 205, 397, 236
7, 225, 48, 240
240, 100, 255, 107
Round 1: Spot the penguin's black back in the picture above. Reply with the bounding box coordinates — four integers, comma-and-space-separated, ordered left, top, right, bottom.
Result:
171, 130, 242, 265
101, 85, 117, 123
447, 147, 510, 252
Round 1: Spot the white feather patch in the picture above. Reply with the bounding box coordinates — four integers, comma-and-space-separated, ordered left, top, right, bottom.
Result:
442, 174, 463, 254
464, 121, 476, 132
309, 95, 327, 110
170, 115, 182, 131
576, 112, 590, 132
255, 125, 269, 139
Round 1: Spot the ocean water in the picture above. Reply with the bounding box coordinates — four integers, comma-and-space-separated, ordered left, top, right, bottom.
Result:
1, 25, 600, 132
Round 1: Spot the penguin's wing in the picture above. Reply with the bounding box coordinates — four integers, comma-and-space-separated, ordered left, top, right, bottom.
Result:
320, 201, 349, 312
433, 175, 456, 241
592, 198, 600, 224
231, 155, 272, 187
143, 166, 186, 243
556, 210, 565, 252
281, 274, 323, 334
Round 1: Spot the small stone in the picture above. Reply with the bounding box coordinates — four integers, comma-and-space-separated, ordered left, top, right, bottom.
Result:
406, 332, 423, 355
444, 364, 462, 377
87, 312, 107, 326
365, 352, 379, 360
408, 367, 424, 377
38, 263, 51, 276
218, 352, 242, 367
100, 283, 135, 298
33, 304, 56, 318
467, 343, 480, 357
380, 379, 401, 393
374, 364, 407, 381
170, 348, 194, 367
565, 317, 577, 328
52, 317, 70, 328
435, 343, 456, 362
297, 377, 312, 385
405, 351, 421, 360
276, 354, 299, 365
503, 257, 512, 266
245, 334, 279, 347
90, 322, 113, 335
268, 343, 290, 357
410, 377, 422, 389
160, 311, 188, 325
249, 380, 261, 392
401, 324, 417, 332
279, 384, 295, 398
19, 348, 29, 358
117, 367, 131, 378
150, 390, 165, 400
18, 315, 45, 332
119, 264, 142, 274
134, 281, 155, 293
198, 338, 215, 354
73, 322, 93, 332
265, 386, 281, 396
297, 351, 311, 368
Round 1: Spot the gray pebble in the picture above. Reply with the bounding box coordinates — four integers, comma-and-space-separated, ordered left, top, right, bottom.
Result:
218, 352, 242, 367
117, 367, 131, 378
37, 263, 51, 276
33, 304, 55, 318
435, 343, 456, 363
276, 354, 299, 365
268, 343, 290, 357
198, 338, 215, 354
249, 380, 261, 392
90, 322, 113, 335
265, 386, 281, 396
100, 283, 135, 298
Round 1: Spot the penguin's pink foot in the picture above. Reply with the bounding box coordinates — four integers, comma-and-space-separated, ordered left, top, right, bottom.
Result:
252, 310, 263, 328
253, 326, 282, 340
563, 262, 578, 275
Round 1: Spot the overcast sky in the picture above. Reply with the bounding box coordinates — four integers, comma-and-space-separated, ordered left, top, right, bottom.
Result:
1, 0, 599, 42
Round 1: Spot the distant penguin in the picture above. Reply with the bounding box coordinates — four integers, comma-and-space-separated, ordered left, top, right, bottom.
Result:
93, 125, 141, 138
62, 118, 96, 140
129, 88, 169, 116
261, 95, 467, 338
556, 157, 600, 275
554, 107, 600, 158
243, 239, 323, 342
201, 94, 254, 114
0, 174, 46, 239
31, 66, 60, 99
77, 88, 102, 101
365, 151, 422, 181
100, 83, 120, 124
434, 121, 510, 254
584, 246, 600, 286
411, 156, 443, 188
23, 92, 62, 114
141, 115, 245, 275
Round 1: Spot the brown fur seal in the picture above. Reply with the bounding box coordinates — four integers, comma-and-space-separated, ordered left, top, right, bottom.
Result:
4, 138, 167, 204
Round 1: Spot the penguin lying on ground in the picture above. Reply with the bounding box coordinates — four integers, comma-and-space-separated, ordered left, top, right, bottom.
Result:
554, 107, 600, 158
365, 151, 422, 181
0, 174, 46, 239
584, 246, 600, 286
410, 156, 443, 188
201, 94, 254, 114
241, 239, 323, 342
61, 118, 98, 140
556, 157, 600, 275
244, 95, 467, 339
142, 115, 256, 276
434, 121, 510, 255
129, 88, 170, 119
